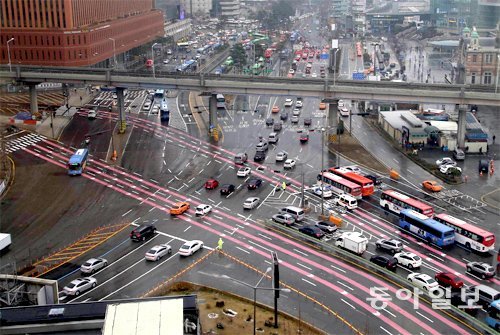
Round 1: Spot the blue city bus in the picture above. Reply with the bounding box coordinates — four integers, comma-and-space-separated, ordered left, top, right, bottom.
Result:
486, 300, 500, 331
67, 148, 89, 176
399, 209, 455, 247
160, 99, 170, 121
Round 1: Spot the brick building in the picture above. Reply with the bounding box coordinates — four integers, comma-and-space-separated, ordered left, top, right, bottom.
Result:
463, 26, 500, 86
0, 0, 164, 67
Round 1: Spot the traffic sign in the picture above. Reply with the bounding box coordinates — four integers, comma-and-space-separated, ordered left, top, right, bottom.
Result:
352, 72, 366, 80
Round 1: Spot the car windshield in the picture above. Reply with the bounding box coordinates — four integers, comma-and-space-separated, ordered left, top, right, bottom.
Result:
180, 244, 190, 250
66, 282, 77, 289
83, 261, 92, 267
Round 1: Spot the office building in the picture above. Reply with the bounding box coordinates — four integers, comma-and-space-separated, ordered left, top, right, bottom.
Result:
0, 0, 164, 67
180, 0, 213, 17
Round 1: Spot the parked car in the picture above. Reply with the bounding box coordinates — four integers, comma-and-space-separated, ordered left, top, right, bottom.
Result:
299, 226, 325, 239
407, 273, 440, 292
311, 185, 333, 198
266, 118, 274, 126
80, 257, 107, 274
195, 204, 212, 216
300, 133, 309, 143
272, 213, 295, 226
204, 179, 219, 190
276, 151, 288, 162
254, 151, 266, 162
256, 141, 269, 151
422, 180, 443, 192
247, 178, 263, 190
145, 244, 172, 261
479, 159, 489, 173
370, 255, 398, 271
220, 184, 236, 195
440, 165, 462, 175
284, 159, 296, 169
435, 272, 464, 289
237, 167, 251, 177
315, 221, 338, 233
130, 224, 156, 241
63, 277, 97, 296
179, 240, 204, 257
170, 202, 190, 215
436, 157, 456, 167
466, 261, 495, 279
319, 102, 326, 110
394, 252, 422, 269
243, 197, 260, 209
273, 122, 283, 132
87, 109, 97, 120
375, 239, 404, 254
292, 108, 301, 116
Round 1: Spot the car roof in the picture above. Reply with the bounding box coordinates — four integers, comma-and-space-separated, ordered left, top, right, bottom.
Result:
184, 240, 201, 246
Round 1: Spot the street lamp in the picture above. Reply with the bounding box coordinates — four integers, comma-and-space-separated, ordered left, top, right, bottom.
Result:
321, 127, 326, 215
333, 48, 339, 86
495, 54, 500, 94
222, 269, 290, 335
7, 38, 14, 72
108, 38, 116, 68
151, 42, 160, 78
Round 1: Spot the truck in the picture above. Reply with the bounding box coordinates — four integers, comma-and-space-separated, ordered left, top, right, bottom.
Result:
0, 233, 12, 252
334, 232, 367, 255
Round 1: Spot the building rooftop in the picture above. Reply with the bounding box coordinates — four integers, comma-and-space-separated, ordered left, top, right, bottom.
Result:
379, 110, 427, 135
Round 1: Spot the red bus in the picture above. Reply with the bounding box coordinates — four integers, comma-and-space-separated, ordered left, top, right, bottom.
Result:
329, 167, 374, 197
302, 52, 308, 60
379, 190, 434, 217
434, 213, 495, 252
145, 59, 154, 67
264, 49, 273, 58
356, 42, 362, 57
317, 172, 362, 199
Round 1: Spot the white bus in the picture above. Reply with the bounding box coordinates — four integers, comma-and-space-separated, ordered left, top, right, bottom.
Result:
216, 94, 225, 109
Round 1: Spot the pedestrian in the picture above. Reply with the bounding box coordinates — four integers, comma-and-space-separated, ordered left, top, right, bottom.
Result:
464, 175, 468, 183
217, 238, 224, 250
493, 135, 496, 144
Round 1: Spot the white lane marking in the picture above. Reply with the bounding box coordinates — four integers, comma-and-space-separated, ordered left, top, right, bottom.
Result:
336, 281, 354, 291
236, 246, 251, 254
183, 226, 191, 232
341, 298, 356, 309
301, 278, 317, 287
293, 248, 308, 257
258, 233, 272, 240
416, 311, 434, 323
330, 264, 347, 273
122, 209, 132, 217
382, 308, 397, 318
296, 262, 312, 271
380, 326, 394, 335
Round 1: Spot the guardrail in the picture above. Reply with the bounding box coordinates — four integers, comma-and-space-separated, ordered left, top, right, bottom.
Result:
263, 219, 496, 335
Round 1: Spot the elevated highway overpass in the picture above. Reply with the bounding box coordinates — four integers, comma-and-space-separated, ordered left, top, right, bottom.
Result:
1, 66, 499, 106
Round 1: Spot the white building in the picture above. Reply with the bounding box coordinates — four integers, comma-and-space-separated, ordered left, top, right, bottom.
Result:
180, 0, 212, 17
219, 0, 241, 18
164, 19, 193, 42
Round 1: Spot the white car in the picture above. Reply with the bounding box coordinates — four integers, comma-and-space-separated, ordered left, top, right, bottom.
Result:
291, 115, 299, 123
311, 72, 318, 78
63, 277, 97, 296
87, 110, 97, 120
288, 69, 295, 74
195, 204, 212, 216
163, 59, 170, 64
151, 105, 159, 115
338, 100, 345, 108
179, 240, 204, 256
145, 244, 172, 261
276, 151, 288, 162
80, 257, 107, 274
311, 185, 333, 198
344, 165, 362, 174
295, 101, 303, 108
284, 98, 293, 107
407, 273, 440, 292
394, 252, 422, 269
284, 159, 296, 169
292, 108, 301, 116
243, 197, 260, 209
237, 167, 251, 177
436, 157, 456, 167
440, 165, 462, 175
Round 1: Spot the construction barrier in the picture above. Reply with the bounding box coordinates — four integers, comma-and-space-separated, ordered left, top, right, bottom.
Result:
329, 215, 342, 226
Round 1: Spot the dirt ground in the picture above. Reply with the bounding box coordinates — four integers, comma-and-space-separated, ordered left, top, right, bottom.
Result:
161, 283, 326, 335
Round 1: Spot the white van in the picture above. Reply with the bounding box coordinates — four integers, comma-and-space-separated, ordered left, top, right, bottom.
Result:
142, 101, 151, 111
268, 132, 279, 144
339, 108, 350, 117
280, 206, 305, 222
334, 194, 358, 210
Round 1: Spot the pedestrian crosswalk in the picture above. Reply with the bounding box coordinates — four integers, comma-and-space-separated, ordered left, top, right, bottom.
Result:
5, 133, 45, 153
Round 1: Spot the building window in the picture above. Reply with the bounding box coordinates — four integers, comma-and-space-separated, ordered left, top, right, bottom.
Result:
472, 54, 477, 63
484, 54, 492, 63
484, 72, 492, 85
471, 72, 476, 84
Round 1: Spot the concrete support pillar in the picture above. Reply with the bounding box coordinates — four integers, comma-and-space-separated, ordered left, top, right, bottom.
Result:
29, 84, 38, 115
209, 94, 218, 133
116, 87, 126, 133
457, 104, 467, 149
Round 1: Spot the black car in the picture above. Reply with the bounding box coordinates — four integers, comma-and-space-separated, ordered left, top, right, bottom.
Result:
247, 178, 263, 190
364, 174, 382, 186
369, 255, 398, 271
130, 224, 156, 242
254, 151, 266, 162
479, 159, 489, 173
280, 112, 288, 121
266, 118, 274, 126
298, 226, 325, 239
303, 118, 312, 126
273, 122, 283, 132
220, 184, 235, 195
450, 290, 480, 315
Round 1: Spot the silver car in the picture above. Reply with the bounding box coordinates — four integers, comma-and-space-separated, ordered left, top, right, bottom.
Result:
466, 262, 495, 279
63, 277, 97, 296
272, 213, 295, 226
145, 244, 172, 261
243, 197, 260, 209
80, 257, 108, 274
375, 239, 404, 254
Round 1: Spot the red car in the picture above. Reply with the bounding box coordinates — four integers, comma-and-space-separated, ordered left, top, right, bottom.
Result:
435, 272, 464, 289
300, 133, 309, 143
204, 179, 219, 190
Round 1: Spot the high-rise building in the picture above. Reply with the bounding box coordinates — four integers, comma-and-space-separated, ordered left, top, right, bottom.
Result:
219, 0, 241, 18
0, 0, 164, 67
180, 0, 212, 17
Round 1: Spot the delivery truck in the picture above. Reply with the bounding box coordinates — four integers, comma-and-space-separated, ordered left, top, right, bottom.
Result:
335, 232, 367, 255
0, 233, 12, 252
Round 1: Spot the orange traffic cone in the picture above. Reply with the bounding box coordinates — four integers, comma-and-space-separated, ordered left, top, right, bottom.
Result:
111, 150, 117, 161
